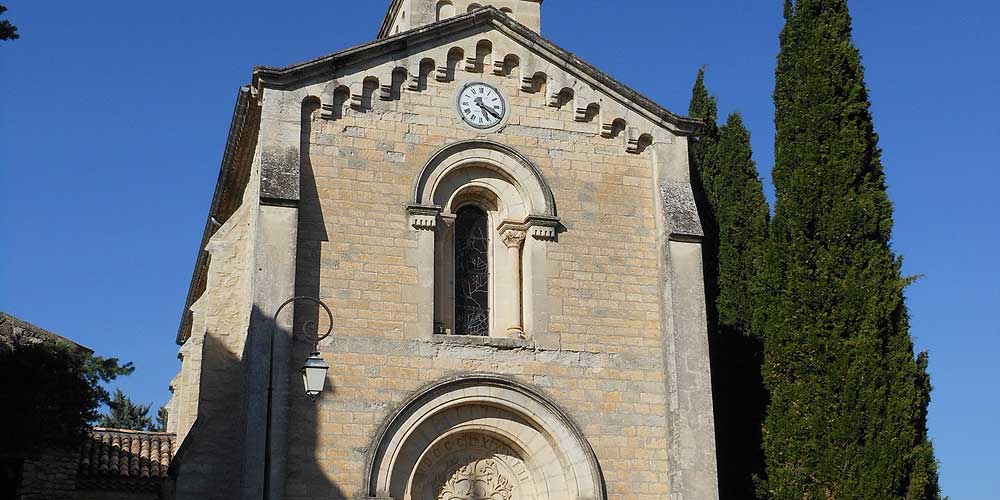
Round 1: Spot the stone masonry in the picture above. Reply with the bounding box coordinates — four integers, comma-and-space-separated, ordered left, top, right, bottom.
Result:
167, 4, 718, 500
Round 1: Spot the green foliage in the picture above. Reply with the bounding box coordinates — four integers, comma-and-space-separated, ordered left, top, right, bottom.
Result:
0, 5, 19, 41
688, 67, 720, 179
0, 338, 133, 457
154, 406, 169, 433
761, 1, 942, 498
706, 113, 770, 337
688, 70, 770, 499
99, 389, 155, 431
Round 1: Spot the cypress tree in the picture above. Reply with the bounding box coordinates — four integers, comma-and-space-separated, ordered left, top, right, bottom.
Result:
688, 71, 770, 499
761, 1, 942, 499
688, 68, 721, 333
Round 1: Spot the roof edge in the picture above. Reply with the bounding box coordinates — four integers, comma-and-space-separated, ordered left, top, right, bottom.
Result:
0, 311, 92, 353
91, 427, 177, 436
377, 0, 405, 40
255, 7, 699, 135
175, 86, 259, 345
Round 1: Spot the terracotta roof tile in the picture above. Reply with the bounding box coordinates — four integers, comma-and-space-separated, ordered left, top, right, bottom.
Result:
77, 428, 175, 491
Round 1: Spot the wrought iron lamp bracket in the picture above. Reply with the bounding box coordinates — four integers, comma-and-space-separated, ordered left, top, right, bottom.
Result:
274, 296, 334, 350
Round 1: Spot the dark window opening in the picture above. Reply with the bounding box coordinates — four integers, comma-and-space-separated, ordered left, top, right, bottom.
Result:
454, 205, 489, 336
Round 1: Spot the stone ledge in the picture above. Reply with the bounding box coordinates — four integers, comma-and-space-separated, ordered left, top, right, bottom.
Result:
429, 334, 530, 350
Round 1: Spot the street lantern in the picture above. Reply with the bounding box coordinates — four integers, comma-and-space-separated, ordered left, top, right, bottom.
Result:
274, 296, 335, 400
301, 350, 330, 400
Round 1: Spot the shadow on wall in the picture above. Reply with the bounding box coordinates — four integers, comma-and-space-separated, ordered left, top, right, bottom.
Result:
170, 333, 245, 499
168, 97, 345, 500
692, 158, 767, 500
283, 96, 347, 499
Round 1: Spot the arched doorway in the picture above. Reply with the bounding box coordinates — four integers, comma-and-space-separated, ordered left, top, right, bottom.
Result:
363, 374, 605, 500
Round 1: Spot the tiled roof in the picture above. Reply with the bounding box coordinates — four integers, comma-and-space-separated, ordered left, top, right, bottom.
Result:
77, 428, 175, 491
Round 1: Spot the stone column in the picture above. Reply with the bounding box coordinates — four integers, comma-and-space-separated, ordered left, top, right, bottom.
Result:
501, 229, 526, 339
435, 215, 456, 334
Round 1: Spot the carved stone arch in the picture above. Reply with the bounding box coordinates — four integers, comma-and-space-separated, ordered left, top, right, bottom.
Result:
412, 140, 557, 221
363, 374, 606, 500
409, 141, 560, 339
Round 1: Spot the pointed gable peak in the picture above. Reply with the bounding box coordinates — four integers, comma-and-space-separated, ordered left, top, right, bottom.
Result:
379, 0, 543, 39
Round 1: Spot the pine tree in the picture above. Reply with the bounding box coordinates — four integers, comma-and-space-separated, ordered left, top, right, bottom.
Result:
688, 71, 770, 499
0, 5, 19, 41
761, 1, 942, 498
99, 389, 154, 431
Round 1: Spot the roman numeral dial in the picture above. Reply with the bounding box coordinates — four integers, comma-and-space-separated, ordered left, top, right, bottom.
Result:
457, 82, 507, 130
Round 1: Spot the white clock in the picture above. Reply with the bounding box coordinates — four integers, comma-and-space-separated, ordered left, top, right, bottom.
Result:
457, 82, 507, 129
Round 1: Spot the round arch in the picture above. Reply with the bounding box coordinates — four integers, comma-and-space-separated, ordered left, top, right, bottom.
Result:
411, 140, 557, 220
363, 374, 605, 500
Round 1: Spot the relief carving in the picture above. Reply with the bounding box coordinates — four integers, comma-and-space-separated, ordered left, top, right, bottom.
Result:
435, 458, 514, 500
411, 433, 534, 500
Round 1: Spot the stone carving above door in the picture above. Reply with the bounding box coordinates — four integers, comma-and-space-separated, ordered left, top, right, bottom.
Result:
410, 432, 534, 500
434, 458, 514, 500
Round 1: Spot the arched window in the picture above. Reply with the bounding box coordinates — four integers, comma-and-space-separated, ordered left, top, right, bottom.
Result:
436, 1, 455, 21
454, 205, 490, 336
409, 141, 561, 341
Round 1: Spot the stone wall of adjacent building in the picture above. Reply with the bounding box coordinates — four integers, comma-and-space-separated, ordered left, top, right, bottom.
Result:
18, 449, 78, 500
281, 46, 674, 500
76, 492, 160, 500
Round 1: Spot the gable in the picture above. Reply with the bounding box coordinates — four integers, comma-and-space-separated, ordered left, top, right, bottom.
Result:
254, 8, 699, 149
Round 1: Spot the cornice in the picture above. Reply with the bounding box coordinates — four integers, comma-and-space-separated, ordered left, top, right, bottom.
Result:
176, 86, 260, 345
253, 7, 700, 136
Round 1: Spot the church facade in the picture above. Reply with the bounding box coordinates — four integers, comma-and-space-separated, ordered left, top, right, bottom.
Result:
166, 2, 719, 499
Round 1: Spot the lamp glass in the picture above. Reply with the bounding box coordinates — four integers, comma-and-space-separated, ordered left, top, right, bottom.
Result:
301, 352, 329, 399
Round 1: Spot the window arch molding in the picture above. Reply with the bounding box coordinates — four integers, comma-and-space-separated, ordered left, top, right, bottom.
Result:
410, 139, 558, 228
407, 141, 561, 340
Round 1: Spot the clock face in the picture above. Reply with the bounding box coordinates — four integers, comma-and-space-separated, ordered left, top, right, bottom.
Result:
457, 82, 507, 129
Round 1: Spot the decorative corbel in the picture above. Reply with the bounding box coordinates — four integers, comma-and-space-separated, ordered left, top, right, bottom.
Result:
406, 204, 442, 231
349, 82, 365, 110
492, 59, 507, 76
407, 68, 422, 91
435, 63, 450, 83
601, 121, 618, 139
500, 216, 561, 242
379, 83, 394, 101
526, 215, 560, 241
320, 103, 336, 120
626, 127, 642, 153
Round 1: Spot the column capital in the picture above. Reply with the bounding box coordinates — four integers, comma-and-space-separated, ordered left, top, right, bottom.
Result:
501, 229, 526, 249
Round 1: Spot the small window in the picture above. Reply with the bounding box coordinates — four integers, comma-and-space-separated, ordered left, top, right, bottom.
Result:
437, 1, 455, 21
454, 205, 490, 336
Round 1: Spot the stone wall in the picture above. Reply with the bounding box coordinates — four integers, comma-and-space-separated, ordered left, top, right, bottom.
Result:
76, 492, 159, 500
18, 449, 78, 500
169, 9, 718, 500
169, 159, 260, 498
281, 42, 673, 500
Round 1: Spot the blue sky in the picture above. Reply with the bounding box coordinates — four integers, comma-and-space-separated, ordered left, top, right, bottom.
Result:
1, 1, 997, 497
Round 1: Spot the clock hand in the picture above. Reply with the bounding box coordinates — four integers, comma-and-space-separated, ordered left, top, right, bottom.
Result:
475, 99, 502, 119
